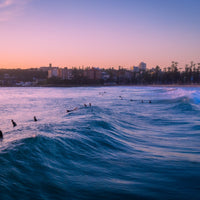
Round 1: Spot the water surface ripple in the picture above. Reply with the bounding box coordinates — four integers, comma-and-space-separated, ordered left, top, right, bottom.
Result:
0, 86, 200, 200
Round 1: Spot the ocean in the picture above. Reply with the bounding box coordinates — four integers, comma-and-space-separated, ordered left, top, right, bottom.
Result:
0, 86, 199, 200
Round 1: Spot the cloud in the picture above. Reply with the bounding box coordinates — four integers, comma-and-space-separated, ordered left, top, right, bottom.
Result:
0, 0, 13, 8
0, 0, 31, 21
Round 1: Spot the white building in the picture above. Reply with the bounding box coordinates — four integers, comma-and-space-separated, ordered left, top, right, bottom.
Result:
48, 67, 74, 80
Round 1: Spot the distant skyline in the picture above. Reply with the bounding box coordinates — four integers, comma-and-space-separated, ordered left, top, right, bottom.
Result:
0, 0, 200, 69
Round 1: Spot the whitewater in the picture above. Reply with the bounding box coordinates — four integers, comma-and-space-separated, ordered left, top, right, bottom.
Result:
0, 86, 199, 200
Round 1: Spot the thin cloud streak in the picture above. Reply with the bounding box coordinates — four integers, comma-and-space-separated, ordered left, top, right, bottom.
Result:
0, 0, 13, 8
0, 0, 31, 21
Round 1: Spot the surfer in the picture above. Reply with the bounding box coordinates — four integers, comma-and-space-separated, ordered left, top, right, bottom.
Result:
149, 100, 152, 103
0, 130, 3, 139
34, 116, 37, 122
84, 104, 87, 107
11, 120, 17, 127
66, 107, 78, 113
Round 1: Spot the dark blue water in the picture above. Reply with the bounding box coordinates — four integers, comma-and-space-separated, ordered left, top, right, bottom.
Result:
0, 86, 200, 200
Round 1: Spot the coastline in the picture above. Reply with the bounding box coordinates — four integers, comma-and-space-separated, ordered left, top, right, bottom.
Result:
1, 83, 200, 88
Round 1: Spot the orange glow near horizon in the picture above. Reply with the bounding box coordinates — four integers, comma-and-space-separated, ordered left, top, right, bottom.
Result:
0, 1, 199, 70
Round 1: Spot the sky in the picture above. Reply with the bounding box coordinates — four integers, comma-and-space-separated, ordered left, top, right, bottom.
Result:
0, 0, 200, 69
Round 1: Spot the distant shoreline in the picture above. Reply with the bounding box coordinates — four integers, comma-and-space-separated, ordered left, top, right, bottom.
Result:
1, 84, 200, 88
27, 83, 200, 88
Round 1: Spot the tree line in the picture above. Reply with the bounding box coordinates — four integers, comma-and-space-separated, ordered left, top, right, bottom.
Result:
0, 61, 200, 86
47, 61, 200, 85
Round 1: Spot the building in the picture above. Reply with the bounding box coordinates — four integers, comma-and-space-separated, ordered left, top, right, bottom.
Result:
83, 68, 102, 80
48, 67, 59, 78
138, 62, 147, 71
60, 68, 73, 80
48, 67, 74, 80
101, 72, 110, 81
124, 70, 133, 80
40, 63, 56, 72
133, 66, 139, 72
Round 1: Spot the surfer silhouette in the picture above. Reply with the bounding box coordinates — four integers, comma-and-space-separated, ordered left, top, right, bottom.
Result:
11, 120, 17, 127
0, 130, 3, 139
66, 107, 78, 113
34, 116, 37, 122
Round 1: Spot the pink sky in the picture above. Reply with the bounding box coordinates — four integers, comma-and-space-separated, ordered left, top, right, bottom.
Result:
0, 0, 199, 69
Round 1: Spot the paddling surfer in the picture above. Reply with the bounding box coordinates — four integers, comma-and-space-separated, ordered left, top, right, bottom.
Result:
11, 120, 17, 127
34, 116, 37, 122
0, 130, 3, 139
66, 107, 78, 113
